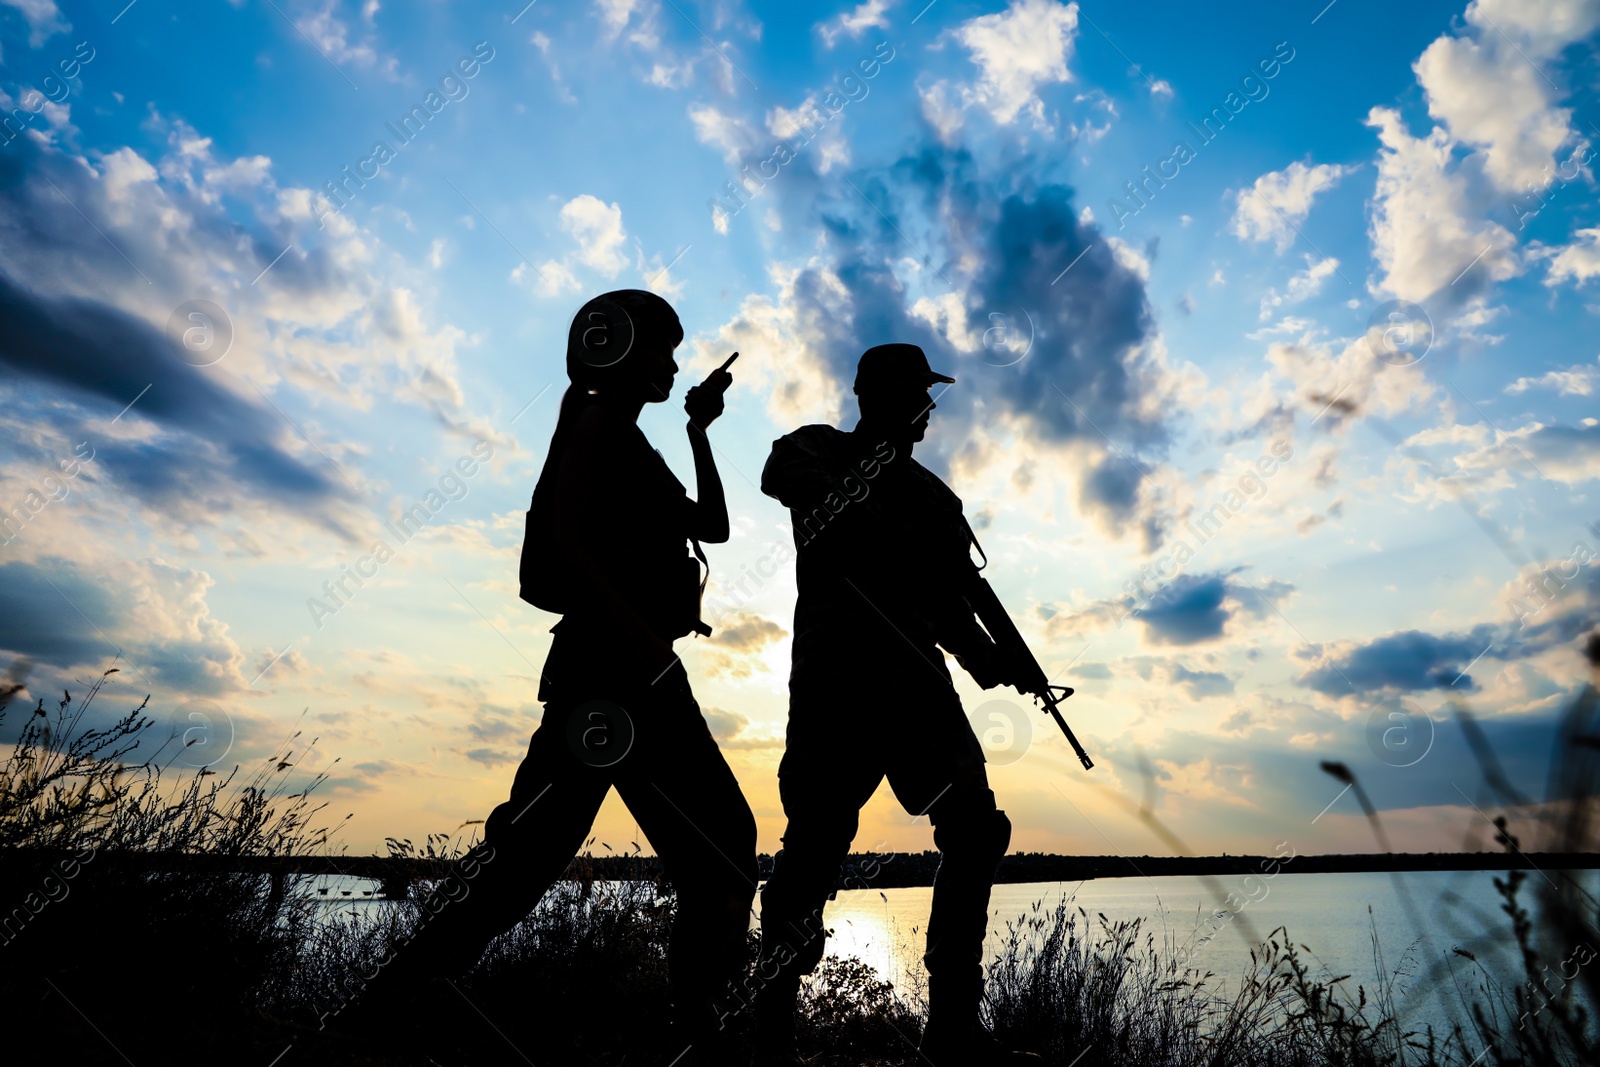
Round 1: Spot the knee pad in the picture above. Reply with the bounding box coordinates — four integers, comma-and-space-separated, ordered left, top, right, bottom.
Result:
764, 846, 841, 909
777, 803, 861, 855
769, 812, 858, 898
759, 897, 830, 977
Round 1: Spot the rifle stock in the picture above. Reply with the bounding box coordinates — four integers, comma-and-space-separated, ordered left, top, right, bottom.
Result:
962, 570, 1094, 771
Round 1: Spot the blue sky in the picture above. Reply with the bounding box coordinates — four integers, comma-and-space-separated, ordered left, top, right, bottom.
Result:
1, 0, 1597, 858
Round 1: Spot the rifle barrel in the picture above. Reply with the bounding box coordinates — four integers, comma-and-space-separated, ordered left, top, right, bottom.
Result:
1041, 691, 1094, 770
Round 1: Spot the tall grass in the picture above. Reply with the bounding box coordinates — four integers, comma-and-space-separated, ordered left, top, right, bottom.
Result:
2, 662, 1597, 1065
1, 669, 341, 1061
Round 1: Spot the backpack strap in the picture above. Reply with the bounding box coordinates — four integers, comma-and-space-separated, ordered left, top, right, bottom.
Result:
690, 537, 712, 638
960, 514, 989, 571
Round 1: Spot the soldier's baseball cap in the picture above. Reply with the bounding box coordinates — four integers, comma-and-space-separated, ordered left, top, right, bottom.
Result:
852, 343, 955, 395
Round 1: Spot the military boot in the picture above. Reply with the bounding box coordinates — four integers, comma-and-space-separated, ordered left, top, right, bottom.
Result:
750, 972, 805, 1066
917, 971, 1041, 1066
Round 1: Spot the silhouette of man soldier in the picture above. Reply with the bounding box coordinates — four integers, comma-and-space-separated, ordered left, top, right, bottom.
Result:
753, 344, 1043, 1065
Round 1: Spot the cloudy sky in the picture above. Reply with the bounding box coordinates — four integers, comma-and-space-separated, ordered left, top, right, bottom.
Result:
1, 0, 1597, 860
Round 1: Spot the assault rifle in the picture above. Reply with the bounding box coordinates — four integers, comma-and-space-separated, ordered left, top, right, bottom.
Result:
958, 520, 1094, 771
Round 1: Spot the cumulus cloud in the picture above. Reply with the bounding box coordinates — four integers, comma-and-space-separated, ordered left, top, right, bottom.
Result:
1414, 38, 1573, 196
697, 621, 785, 679
1479, 422, 1600, 485
1538, 227, 1600, 288
0, 558, 119, 666
1466, 0, 1600, 53
1504, 355, 1600, 397
1298, 567, 1597, 698
0, 111, 517, 564
705, 611, 788, 653
919, 81, 965, 145
1410, 417, 1600, 489
1261, 330, 1434, 435
689, 104, 754, 165
766, 95, 852, 176
698, 137, 1174, 544
1258, 255, 1340, 320
23, 122, 479, 415
1171, 663, 1234, 699
699, 705, 783, 749
293, 0, 398, 77
1363, 1, 1600, 316
0, 557, 252, 696
817, 0, 891, 47
1364, 106, 1521, 305
1412, 0, 1599, 195
0, 270, 347, 520
1132, 570, 1292, 647
925, 0, 1079, 133
559, 194, 630, 274
688, 130, 1181, 555
460, 747, 519, 768
1231, 161, 1353, 251
594, 0, 662, 48
687, 262, 851, 426
1127, 659, 1236, 699
521, 194, 640, 296
1300, 626, 1498, 695
1, 0, 69, 47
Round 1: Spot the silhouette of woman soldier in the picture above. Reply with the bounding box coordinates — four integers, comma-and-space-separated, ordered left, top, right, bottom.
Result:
377, 290, 756, 1061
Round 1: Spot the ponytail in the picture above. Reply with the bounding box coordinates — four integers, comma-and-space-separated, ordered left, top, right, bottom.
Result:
532, 384, 597, 515
519, 385, 595, 611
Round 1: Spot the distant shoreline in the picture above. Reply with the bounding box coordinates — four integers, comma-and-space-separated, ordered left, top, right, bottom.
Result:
969, 851, 1598, 887
8, 849, 1592, 896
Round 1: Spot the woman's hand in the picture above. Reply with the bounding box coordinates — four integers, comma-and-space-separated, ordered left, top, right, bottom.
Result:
684, 354, 735, 543
684, 352, 737, 432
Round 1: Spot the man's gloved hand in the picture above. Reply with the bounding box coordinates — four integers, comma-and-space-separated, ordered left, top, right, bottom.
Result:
955, 639, 1006, 690
1007, 653, 1049, 698
986, 644, 1047, 696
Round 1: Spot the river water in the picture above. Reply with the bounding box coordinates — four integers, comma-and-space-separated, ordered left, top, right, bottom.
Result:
310, 867, 1595, 1041
780, 869, 1597, 1042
